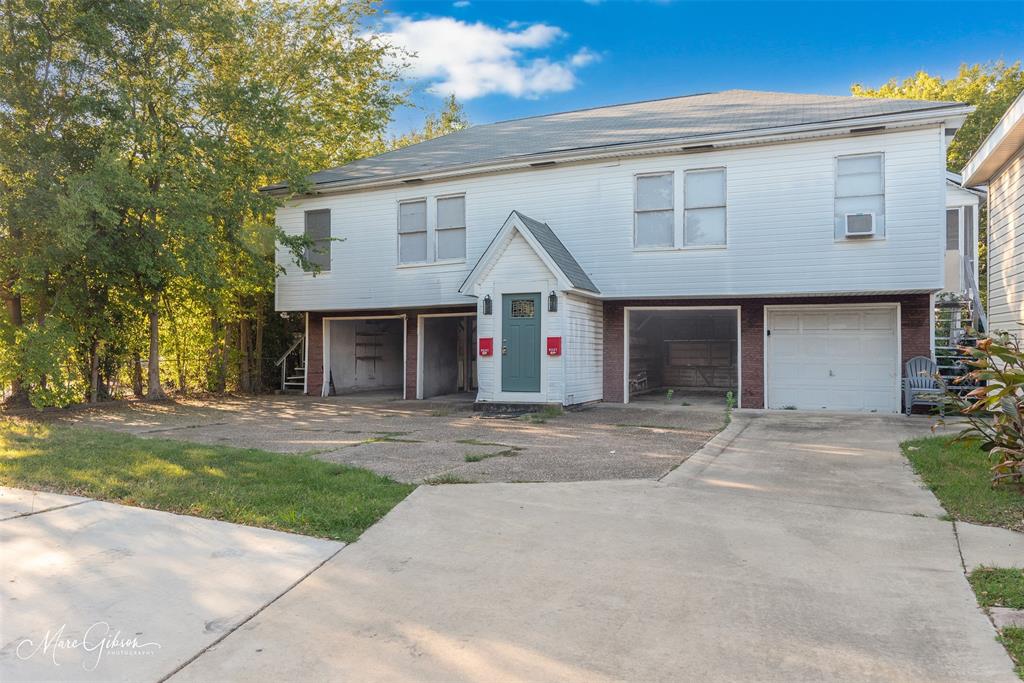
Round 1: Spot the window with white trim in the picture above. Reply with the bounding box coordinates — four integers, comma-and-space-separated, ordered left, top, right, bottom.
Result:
303, 209, 331, 271
398, 199, 427, 264
436, 195, 466, 261
634, 172, 674, 247
684, 168, 726, 246
835, 153, 885, 239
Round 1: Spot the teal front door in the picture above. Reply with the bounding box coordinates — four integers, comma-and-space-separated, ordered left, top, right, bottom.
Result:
501, 293, 542, 392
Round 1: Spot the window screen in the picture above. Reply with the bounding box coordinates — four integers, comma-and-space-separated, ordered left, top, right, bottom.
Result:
436, 196, 466, 261
303, 209, 331, 271
946, 208, 961, 251
835, 154, 885, 239
398, 200, 427, 263
684, 169, 726, 246
635, 173, 674, 247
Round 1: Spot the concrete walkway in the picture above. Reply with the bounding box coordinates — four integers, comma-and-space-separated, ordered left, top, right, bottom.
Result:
0, 488, 342, 682
170, 412, 1017, 683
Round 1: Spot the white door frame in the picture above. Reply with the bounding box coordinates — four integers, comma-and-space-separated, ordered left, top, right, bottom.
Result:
762, 302, 902, 412
321, 314, 407, 398
622, 305, 742, 407
416, 312, 476, 400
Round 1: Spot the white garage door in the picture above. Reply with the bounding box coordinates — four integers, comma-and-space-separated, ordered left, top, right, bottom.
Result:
766, 306, 900, 412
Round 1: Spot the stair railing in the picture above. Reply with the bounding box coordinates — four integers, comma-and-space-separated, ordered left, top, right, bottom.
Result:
275, 335, 305, 390
962, 263, 988, 333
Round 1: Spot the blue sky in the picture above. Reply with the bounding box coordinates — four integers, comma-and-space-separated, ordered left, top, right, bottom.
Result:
378, 1, 1024, 134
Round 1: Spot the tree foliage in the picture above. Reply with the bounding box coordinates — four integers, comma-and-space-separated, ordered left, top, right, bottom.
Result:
390, 94, 470, 149
0, 0, 406, 407
852, 61, 1024, 172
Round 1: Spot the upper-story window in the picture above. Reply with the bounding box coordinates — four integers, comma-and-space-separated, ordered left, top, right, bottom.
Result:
398, 194, 466, 265
635, 169, 727, 249
634, 172, 674, 247
684, 168, 726, 246
303, 209, 331, 271
835, 153, 885, 239
436, 195, 466, 261
398, 199, 428, 263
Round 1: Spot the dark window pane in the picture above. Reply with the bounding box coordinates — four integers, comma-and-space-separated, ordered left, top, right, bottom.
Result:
304, 209, 331, 271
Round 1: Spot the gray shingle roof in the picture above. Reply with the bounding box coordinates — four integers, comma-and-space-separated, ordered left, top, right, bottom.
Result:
511, 211, 599, 293
275, 89, 965, 191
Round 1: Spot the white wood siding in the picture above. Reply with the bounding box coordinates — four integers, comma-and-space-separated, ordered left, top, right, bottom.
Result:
564, 295, 603, 404
473, 233, 562, 404
987, 147, 1024, 334
276, 126, 946, 311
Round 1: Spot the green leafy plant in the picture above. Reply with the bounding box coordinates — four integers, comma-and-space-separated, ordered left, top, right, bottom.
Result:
724, 390, 735, 425
942, 334, 1024, 489
666, 388, 674, 401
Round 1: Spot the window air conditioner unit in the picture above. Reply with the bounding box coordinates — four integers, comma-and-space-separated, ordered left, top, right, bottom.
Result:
844, 212, 875, 237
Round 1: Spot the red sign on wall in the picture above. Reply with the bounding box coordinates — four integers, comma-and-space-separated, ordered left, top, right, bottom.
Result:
547, 337, 562, 356
479, 338, 493, 357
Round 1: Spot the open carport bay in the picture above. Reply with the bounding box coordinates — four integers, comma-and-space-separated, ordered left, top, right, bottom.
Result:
325, 317, 405, 396
627, 308, 738, 401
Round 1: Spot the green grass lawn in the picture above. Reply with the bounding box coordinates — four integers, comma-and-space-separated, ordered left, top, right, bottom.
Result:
1000, 628, 1024, 679
968, 567, 1024, 679
901, 436, 1024, 532
970, 567, 1024, 609
0, 419, 415, 542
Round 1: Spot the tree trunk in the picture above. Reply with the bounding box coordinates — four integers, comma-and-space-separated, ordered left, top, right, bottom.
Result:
4, 293, 25, 399
253, 312, 264, 393
238, 319, 252, 393
163, 296, 186, 393
89, 340, 100, 403
132, 353, 144, 398
146, 304, 166, 400
208, 317, 226, 393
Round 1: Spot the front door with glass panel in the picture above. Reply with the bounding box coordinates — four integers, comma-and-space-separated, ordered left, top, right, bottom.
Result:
501, 293, 541, 392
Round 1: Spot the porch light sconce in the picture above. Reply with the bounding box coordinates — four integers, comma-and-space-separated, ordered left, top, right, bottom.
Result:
548, 291, 558, 313
483, 295, 492, 315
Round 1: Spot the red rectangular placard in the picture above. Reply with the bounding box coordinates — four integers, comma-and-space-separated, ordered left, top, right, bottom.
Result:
546, 337, 561, 356
479, 338, 493, 357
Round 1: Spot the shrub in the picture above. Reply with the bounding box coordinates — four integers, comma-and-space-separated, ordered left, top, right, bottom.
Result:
944, 334, 1024, 489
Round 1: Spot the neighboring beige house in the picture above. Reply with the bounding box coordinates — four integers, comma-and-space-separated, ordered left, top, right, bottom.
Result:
962, 89, 1024, 335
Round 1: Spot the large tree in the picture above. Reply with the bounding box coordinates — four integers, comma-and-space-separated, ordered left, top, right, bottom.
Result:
0, 0, 406, 407
852, 61, 1024, 172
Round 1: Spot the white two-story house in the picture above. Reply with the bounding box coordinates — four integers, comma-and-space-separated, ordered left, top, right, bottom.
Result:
269, 90, 973, 412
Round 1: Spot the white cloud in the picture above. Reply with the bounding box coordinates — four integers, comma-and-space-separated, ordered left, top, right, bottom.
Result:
570, 48, 600, 68
378, 16, 597, 100
452, 0, 470, 7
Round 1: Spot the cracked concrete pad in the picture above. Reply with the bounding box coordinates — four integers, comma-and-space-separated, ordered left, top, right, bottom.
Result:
170, 481, 1015, 683
171, 413, 1016, 683
957, 522, 1024, 570
0, 499, 342, 682
0, 487, 89, 520
664, 412, 944, 516
991, 607, 1024, 629
42, 395, 724, 484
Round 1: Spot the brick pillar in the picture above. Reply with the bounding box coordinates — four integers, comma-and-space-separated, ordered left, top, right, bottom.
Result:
405, 314, 417, 400
899, 293, 932, 364
740, 302, 764, 409
306, 312, 324, 396
602, 301, 625, 402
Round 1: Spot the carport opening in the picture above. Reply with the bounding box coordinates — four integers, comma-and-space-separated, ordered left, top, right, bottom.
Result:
421, 315, 477, 399
327, 318, 404, 397
628, 309, 738, 403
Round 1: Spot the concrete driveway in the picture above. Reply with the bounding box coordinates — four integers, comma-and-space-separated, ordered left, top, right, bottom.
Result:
0, 487, 341, 682
167, 411, 1017, 683
46, 394, 725, 483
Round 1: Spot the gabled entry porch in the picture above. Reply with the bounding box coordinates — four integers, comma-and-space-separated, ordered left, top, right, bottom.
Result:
460, 211, 602, 407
